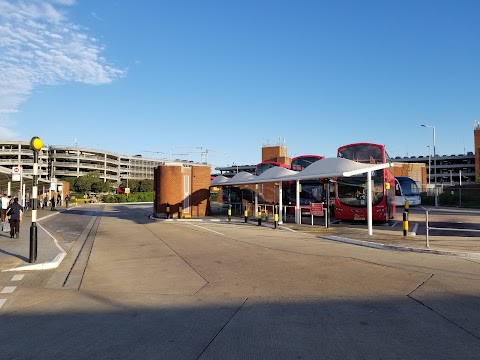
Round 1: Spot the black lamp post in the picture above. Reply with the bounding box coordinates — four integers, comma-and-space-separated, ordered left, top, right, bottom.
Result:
29, 136, 42, 263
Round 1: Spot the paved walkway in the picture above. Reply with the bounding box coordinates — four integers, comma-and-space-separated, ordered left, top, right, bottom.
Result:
0, 207, 69, 271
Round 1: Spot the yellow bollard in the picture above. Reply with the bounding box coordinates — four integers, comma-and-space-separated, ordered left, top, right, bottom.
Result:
403, 200, 409, 236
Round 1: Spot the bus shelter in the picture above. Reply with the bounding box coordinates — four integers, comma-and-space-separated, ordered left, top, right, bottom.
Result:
211, 157, 393, 235
0, 165, 50, 207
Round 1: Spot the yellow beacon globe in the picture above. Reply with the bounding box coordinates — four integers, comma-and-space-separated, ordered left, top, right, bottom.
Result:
31, 137, 43, 151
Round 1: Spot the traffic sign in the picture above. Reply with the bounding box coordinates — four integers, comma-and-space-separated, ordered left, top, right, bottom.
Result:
12, 166, 22, 181
50, 178, 57, 190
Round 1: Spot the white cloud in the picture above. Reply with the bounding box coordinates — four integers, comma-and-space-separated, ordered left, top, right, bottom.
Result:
0, 0, 125, 139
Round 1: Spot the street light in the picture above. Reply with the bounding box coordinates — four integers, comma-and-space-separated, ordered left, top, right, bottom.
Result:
427, 145, 431, 188
421, 124, 438, 207
29, 136, 42, 263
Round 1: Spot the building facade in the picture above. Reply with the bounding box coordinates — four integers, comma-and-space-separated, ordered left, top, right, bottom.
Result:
393, 153, 475, 186
154, 163, 211, 218
0, 141, 184, 184
0, 141, 50, 182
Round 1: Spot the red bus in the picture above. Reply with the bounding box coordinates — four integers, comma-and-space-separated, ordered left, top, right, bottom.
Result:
290, 155, 325, 171
287, 155, 325, 214
335, 143, 395, 222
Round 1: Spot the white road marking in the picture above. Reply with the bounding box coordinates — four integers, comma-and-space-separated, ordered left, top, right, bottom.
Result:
0, 299, 6, 309
390, 222, 397, 227
1, 286, 17, 294
187, 223, 225, 236
11, 274, 24, 281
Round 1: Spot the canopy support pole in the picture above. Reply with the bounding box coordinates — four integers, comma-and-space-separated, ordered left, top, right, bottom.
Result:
367, 171, 373, 235
278, 181, 283, 224
296, 180, 300, 224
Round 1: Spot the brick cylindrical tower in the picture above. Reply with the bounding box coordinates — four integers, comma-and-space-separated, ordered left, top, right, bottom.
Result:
474, 121, 480, 182
154, 163, 211, 218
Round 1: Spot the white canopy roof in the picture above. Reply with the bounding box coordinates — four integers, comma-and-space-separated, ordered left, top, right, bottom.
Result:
210, 175, 230, 186
255, 167, 298, 183
0, 165, 50, 195
211, 157, 393, 186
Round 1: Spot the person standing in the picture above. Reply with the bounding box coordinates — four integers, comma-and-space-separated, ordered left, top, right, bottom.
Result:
1, 193, 9, 226
7, 197, 23, 239
65, 195, 70, 209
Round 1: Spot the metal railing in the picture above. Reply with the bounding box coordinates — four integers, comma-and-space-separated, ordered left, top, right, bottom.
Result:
425, 209, 480, 248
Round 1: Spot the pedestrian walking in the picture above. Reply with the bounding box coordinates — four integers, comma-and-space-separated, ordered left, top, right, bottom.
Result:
50, 195, 56, 211
57, 194, 61, 206
65, 195, 70, 209
1, 193, 9, 228
6, 197, 23, 238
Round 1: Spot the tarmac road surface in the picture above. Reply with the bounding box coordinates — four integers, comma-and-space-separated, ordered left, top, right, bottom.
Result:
0, 204, 480, 359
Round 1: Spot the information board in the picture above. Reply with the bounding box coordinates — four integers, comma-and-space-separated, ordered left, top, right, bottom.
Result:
310, 203, 324, 216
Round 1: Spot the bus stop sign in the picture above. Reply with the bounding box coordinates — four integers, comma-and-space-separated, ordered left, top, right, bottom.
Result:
12, 166, 22, 182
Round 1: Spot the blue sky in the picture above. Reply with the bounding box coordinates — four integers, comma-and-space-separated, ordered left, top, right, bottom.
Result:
1, 0, 479, 170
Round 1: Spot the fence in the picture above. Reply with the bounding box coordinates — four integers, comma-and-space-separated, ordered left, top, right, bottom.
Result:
422, 186, 480, 208
424, 209, 480, 248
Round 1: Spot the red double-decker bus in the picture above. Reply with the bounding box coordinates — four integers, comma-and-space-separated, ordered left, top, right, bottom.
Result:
290, 155, 325, 171
335, 143, 395, 222
287, 155, 325, 214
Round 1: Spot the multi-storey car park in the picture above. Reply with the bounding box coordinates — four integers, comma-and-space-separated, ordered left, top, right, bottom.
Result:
49, 146, 165, 182
0, 141, 185, 186
0, 141, 50, 182
393, 152, 475, 186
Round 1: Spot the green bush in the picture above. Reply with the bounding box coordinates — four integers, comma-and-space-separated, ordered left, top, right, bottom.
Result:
420, 193, 434, 206
102, 192, 153, 203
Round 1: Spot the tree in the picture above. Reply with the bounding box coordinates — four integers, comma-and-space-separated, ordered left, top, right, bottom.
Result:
128, 179, 140, 192
139, 179, 153, 192
75, 174, 94, 193
63, 177, 77, 190
74, 171, 103, 194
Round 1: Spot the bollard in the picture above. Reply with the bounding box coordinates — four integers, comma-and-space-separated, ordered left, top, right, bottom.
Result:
403, 200, 409, 236
244, 205, 248, 223
274, 206, 279, 229
179, 205, 183, 219
228, 204, 232, 222
258, 206, 262, 226
166, 203, 170, 219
